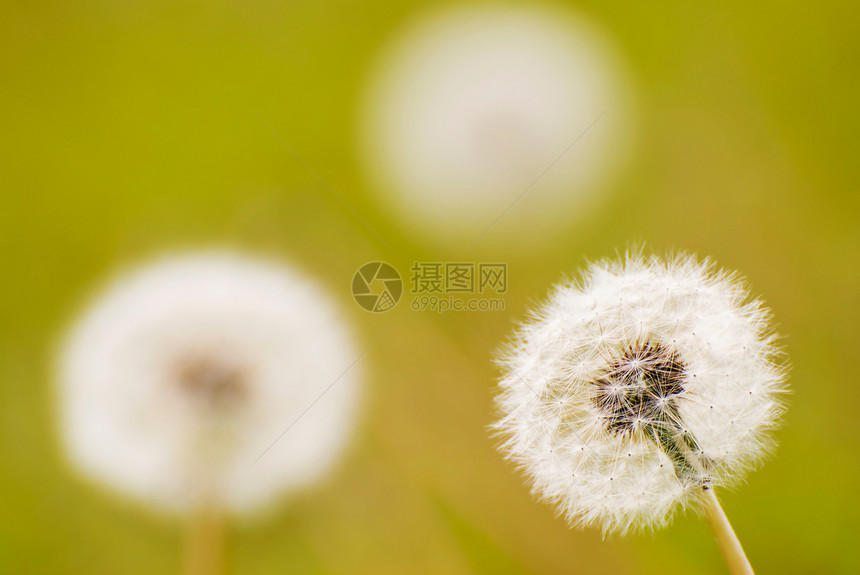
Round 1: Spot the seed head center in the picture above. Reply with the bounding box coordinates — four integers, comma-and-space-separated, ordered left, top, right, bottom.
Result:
592, 340, 686, 436
175, 355, 248, 410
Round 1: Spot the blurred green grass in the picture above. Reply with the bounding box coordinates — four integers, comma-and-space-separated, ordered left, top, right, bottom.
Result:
1, 0, 859, 573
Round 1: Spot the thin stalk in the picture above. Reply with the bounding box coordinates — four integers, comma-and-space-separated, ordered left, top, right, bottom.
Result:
645, 420, 752, 574
183, 507, 225, 575
701, 488, 754, 575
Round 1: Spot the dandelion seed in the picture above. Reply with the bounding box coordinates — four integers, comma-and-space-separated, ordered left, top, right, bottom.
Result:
493, 251, 788, 572
57, 251, 361, 516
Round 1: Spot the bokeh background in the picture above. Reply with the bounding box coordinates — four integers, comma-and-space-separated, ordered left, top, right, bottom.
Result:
2, 1, 859, 574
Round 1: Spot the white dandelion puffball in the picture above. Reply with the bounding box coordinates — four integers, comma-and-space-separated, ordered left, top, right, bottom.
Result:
57, 252, 360, 515
359, 4, 632, 243
494, 253, 788, 534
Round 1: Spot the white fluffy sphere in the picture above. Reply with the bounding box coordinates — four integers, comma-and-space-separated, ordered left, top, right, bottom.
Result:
359, 5, 632, 243
57, 252, 360, 514
494, 253, 788, 534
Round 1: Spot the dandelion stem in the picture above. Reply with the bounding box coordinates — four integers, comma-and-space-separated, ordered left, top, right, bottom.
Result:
183, 507, 225, 575
701, 488, 754, 575
648, 422, 699, 480
649, 428, 752, 573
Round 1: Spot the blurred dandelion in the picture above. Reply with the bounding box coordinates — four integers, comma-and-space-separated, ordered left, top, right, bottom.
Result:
493, 251, 788, 573
57, 252, 361, 574
359, 4, 633, 244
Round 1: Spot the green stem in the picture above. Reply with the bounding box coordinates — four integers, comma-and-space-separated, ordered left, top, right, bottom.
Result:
649, 423, 698, 480
183, 507, 225, 575
645, 423, 753, 574
701, 487, 754, 575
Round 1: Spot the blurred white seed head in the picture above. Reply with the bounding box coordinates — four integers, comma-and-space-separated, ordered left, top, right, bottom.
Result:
493, 252, 788, 534
57, 252, 360, 515
359, 4, 633, 244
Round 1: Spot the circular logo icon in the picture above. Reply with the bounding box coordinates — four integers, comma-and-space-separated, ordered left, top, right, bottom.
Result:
352, 262, 403, 312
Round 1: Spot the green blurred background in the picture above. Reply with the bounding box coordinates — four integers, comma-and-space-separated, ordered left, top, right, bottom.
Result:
1, 0, 858, 573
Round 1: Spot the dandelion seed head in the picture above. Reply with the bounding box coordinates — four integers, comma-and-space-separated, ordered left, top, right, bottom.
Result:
493, 252, 788, 534
57, 252, 360, 515
359, 4, 632, 243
